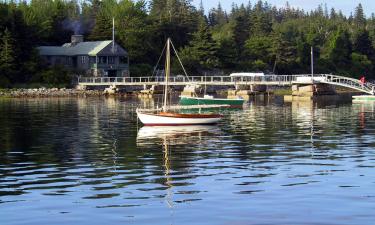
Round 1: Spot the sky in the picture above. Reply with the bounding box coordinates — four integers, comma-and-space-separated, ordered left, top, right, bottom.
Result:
193, 0, 375, 16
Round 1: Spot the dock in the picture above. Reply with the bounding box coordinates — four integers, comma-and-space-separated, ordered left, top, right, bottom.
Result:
78, 74, 375, 97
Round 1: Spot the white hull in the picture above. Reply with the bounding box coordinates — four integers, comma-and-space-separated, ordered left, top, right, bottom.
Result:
137, 111, 221, 126
137, 125, 215, 139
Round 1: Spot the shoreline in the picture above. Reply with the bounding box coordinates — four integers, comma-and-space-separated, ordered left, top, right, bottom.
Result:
0, 88, 126, 98
0, 87, 361, 99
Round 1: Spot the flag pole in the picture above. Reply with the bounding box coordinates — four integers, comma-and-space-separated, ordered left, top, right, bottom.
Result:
112, 17, 115, 53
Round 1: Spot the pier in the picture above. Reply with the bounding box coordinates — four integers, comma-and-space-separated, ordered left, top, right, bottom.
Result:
78, 74, 375, 96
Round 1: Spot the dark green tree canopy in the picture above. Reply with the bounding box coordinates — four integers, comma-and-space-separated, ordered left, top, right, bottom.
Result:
1, 0, 375, 88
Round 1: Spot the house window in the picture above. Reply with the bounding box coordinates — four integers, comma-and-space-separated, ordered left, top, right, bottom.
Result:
120, 56, 128, 64
81, 56, 86, 64
99, 56, 107, 64
108, 56, 115, 64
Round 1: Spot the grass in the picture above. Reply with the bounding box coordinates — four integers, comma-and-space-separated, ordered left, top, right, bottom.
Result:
273, 88, 292, 96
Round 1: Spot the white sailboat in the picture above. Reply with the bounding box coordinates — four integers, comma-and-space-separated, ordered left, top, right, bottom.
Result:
136, 38, 223, 126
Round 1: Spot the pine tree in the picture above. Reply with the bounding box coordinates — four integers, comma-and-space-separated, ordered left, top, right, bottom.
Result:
180, 20, 219, 73
89, 11, 112, 40
351, 53, 373, 78
217, 37, 237, 70
250, 2, 272, 37
354, 3, 366, 27
330, 8, 336, 20
244, 36, 273, 64
208, 3, 228, 27
328, 29, 352, 71
198, 0, 204, 17
272, 33, 298, 74
353, 29, 374, 59
232, 5, 250, 56
0, 28, 16, 83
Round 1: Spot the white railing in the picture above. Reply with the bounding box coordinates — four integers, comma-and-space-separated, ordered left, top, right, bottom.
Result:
78, 75, 303, 85
321, 74, 375, 95
78, 74, 375, 95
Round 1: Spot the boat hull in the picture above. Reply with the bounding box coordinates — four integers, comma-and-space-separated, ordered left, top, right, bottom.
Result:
353, 95, 375, 101
137, 111, 222, 126
179, 96, 244, 108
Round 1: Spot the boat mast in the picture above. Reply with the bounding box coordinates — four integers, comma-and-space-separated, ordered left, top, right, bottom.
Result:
311, 46, 314, 82
163, 38, 171, 112
204, 72, 207, 96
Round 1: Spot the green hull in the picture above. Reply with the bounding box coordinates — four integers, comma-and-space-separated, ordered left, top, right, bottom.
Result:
353, 95, 375, 101
179, 96, 244, 108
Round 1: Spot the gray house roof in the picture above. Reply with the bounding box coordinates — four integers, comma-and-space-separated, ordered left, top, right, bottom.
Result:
38, 40, 128, 56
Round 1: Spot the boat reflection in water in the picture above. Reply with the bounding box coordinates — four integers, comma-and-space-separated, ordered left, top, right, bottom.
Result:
137, 125, 220, 146
136, 125, 220, 208
353, 101, 375, 129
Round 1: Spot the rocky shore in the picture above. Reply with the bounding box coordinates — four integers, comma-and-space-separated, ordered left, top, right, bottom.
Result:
0, 88, 111, 98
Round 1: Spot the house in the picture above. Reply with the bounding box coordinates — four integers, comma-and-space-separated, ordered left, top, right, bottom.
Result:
37, 35, 129, 77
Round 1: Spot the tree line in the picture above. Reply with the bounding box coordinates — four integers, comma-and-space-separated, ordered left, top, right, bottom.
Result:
1, 0, 375, 87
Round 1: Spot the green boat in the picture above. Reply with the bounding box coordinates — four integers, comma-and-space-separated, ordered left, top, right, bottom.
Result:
353, 95, 375, 102
179, 95, 244, 108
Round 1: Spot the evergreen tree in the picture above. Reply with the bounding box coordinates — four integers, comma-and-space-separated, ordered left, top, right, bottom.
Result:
198, 0, 204, 17
89, 1, 113, 41
330, 8, 336, 20
232, 5, 250, 56
296, 35, 311, 67
244, 36, 273, 68
0, 28, 16, 83
351, 53, 373, 78
250, 1, 272, 37
217, 37, 237, 71
149, 0, 200, 49
2, 0, 375, 85
272, 33, 298, 74
328, 29, 352, 72
180, 20, 219, 73
354, 3, 366, 27
353, 29, 374, 59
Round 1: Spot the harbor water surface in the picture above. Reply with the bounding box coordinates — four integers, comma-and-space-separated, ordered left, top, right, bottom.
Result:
0, 97, 375, 225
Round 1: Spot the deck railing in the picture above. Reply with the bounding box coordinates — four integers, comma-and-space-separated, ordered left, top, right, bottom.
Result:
78, 74, 375, 95
78, 75, 311, 84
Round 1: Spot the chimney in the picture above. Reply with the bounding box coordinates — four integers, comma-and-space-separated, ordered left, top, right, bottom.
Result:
71, 35, 84, 45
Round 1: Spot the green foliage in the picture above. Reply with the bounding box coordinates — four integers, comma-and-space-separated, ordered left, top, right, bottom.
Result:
1, 0, 375, 86
217, 37, 237, 71
327, 29, 352, 71
353, 29, 374, 59
208, 3, 228, 27
0, 28, 16, 83
179, 20, 219, 73
232, 5, 250, 56
250, 1, 272, 36
149, 0, 200, 49
244, 36, 273, 64
354, 3, 366, 27
0, 75, 11, 88
39, 65, 72, 86
129, 63, 153, 77
350, 53, 373, 78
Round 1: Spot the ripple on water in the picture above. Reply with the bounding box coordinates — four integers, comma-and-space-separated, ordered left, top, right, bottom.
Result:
1, 98, 375, 225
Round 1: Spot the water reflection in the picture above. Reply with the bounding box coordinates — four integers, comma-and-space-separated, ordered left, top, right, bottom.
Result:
1, 97, 375, 225
137, 125, 221, 209
137, 125, 220, 146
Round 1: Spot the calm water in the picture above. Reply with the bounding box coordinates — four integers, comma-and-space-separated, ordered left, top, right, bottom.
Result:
1, 96, 375, 225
